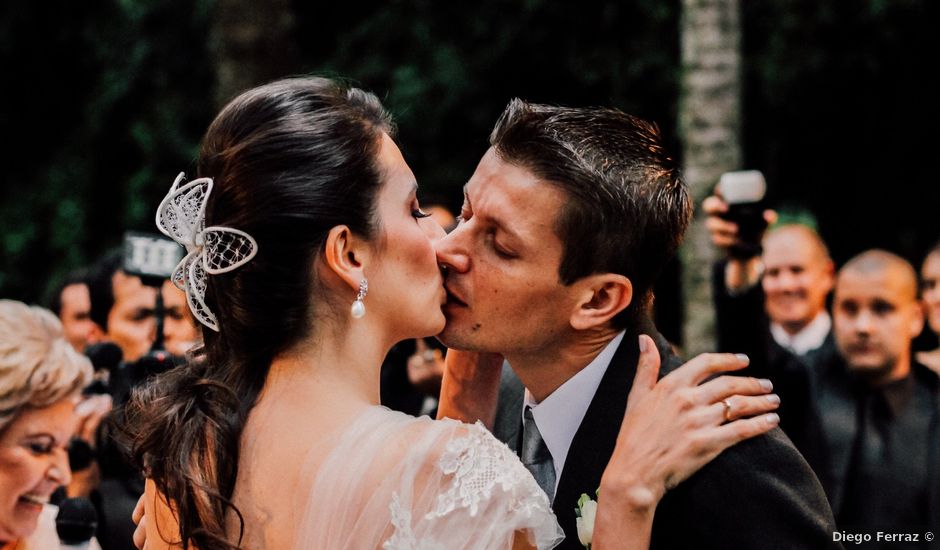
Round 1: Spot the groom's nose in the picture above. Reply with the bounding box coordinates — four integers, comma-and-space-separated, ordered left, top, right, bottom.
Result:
435, 224, 470, 274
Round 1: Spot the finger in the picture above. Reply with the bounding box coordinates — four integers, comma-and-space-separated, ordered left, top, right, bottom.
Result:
667, 353, 750, 387
704, 216, 739, 236
133, 492, 146, 524
712, 412, 781, 448
76, 394, 112, 420
626, 334, 661, 412
133, 515, 147, 549
414, 338, 429, 353
663, 412, 780, 490
696, 375, 773, 404
80, 397, 113, 443
712, 234, 738, 249
708, 394, 780, 424
705, 226, 740, 249
702, 195, 729, 215
764, 209, 778, 225
80, 418, 97, 444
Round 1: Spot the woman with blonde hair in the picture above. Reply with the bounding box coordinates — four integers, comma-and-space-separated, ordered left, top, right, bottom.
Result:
0, 299, 100, 549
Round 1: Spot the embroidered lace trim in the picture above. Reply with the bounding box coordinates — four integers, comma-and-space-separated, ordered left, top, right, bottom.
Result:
383, 422, 554, 549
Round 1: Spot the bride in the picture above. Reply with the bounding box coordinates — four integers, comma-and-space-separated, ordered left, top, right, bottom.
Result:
125, 77, 779, 549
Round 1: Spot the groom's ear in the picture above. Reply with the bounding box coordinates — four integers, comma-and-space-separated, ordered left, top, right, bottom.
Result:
323, 225, 370, 293
569, 274, 633, 330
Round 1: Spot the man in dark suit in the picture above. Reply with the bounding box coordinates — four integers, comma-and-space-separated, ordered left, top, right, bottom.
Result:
716, 249, 940, 538
704, 200, 838, 448
435, 100, 839, 549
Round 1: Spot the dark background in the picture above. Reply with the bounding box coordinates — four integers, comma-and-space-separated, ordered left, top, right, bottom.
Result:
2, 0, 938, 342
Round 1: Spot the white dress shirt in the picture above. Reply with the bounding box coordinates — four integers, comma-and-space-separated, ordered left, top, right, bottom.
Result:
522, 330, 626, 494
770, 312, 831, 356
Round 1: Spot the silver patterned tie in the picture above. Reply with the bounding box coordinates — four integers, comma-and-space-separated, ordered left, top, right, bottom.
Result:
522, 406, 556, 501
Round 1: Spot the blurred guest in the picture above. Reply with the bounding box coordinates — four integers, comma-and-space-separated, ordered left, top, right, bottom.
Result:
47, 270, 104, 353
916, 241, 940, 374
380, 338, 446, 417
719, 250, 940, 533
85, 251, 198, 550
0, 299, 101, 549
706, 195, 835, 446
823, 251, 937, 529
759, 225, 836, 354
706, 193, 835, 359
87, 252, 198, 364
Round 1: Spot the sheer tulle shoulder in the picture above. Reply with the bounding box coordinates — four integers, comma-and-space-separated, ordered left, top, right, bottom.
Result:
291, 407, 563, 549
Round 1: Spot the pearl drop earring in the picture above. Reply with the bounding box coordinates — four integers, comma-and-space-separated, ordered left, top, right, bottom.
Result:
351, 278, 368, 319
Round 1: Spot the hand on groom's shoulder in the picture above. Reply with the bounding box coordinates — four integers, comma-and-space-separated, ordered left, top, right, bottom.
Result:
652, 426, 840, 549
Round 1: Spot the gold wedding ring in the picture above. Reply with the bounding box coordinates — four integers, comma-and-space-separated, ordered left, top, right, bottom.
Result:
722, 398, 733, 421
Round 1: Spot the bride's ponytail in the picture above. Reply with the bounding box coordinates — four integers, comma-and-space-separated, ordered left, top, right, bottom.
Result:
125, 348, 255, 549
122, 77, 393, 549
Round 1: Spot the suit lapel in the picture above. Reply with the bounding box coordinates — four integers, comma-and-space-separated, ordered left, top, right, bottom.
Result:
551, 332, 639, 542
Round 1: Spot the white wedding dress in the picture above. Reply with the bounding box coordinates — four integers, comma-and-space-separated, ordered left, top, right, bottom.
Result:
289, 406, 564, 549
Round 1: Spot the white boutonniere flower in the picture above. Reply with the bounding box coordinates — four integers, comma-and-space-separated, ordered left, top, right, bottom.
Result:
575, 492, 598, 549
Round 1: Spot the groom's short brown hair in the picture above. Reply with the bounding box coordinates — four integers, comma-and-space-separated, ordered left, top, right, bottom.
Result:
489, 100, 692, 327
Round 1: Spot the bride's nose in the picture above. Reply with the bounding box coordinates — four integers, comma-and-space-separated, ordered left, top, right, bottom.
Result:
421, 217, 447, 242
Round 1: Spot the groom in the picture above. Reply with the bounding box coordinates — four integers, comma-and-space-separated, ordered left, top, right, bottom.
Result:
435, 100, 839, 549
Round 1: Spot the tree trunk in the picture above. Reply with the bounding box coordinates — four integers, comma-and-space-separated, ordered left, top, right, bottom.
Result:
678, 0, 742, 356
209, 0, 299, 109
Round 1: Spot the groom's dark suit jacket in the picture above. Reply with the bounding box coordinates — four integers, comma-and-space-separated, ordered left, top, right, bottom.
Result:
493, 331, 841, 550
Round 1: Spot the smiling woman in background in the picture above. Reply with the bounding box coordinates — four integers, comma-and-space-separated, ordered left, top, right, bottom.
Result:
0, 300, 95, 550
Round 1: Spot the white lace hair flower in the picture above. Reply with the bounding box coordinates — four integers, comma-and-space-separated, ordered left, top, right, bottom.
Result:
155, 172, 258, 331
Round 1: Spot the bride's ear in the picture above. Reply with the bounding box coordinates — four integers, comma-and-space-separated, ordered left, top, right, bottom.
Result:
323, 225, 370, 293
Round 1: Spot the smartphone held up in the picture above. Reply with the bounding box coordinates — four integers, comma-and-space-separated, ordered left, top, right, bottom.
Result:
717, 170, 769, 260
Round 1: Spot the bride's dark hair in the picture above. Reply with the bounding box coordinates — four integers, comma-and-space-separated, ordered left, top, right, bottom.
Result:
123, 77, 394, 549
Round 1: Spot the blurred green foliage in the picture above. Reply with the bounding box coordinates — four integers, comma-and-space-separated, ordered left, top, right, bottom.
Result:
1, 0, 214, 304
296, 0, 681, 207
1, 0, 938, 310
742, 0, 940, 264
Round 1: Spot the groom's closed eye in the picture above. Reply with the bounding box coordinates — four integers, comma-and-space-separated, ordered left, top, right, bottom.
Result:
486, 231, 518, 259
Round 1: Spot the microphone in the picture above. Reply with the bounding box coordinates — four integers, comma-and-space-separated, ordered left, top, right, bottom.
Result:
55, 497, 98, 549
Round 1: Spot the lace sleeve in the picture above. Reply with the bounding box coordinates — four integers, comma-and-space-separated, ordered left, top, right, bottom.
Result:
292, 407, 563, 550
384, 422, 563, 550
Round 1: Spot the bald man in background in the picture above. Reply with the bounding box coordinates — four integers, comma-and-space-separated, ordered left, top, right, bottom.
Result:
725, 249, 940, 534
820, 251, 939, 531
